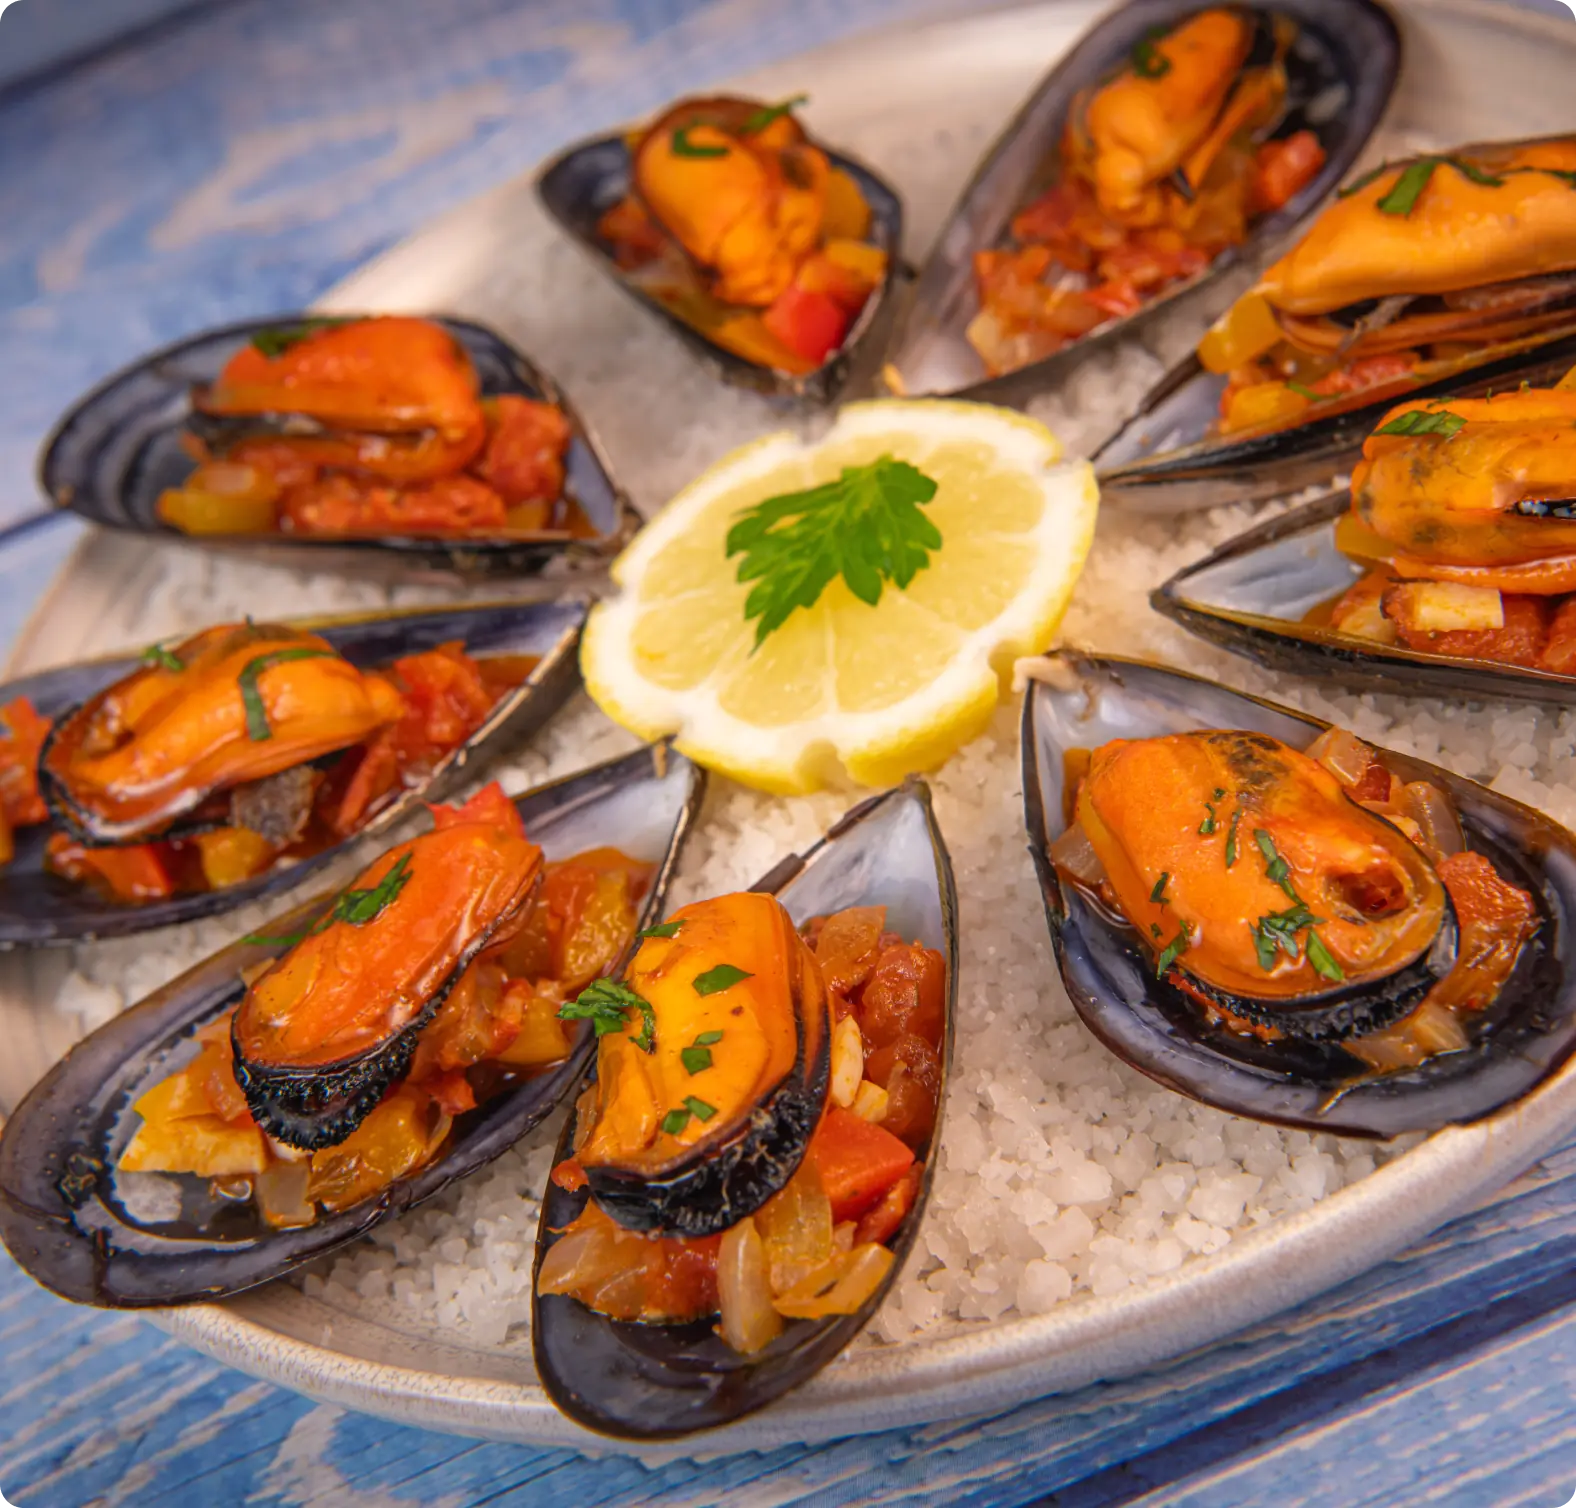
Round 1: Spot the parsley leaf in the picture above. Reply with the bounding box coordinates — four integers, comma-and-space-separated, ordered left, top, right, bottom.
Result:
684, 1096, 717, 1121
1287, 380, 1322, 401
694, 1030, 724, 1046
725, 456, 941, 649
660, 1098, 720, 1136
742, 94, 808, 132
1130, 27, 1171, 78
661, 1107, 692, 1134
238, 647, 336, 741
681, 1045, 714, 1075
1304, 930, 1346, 983
141, 642, 185, 674
250, 317, 352, 359
1374, 408, 1466, 439
694, 963, 753, 996
1199, 803, 1218, 836
672, 124, 728, 158
559, 978, 657, 1052
244, 852, 413, 946
1155, 928, 1189, 978
636, 919, 686, 940
1224, 809, 1242, 868
1253, 830, 1299, 900
1150, 873, 1170, 904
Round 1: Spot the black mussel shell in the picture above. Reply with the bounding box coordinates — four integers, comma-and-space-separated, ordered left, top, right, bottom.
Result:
1095, 333, 1576, 515
882, 0, 1399, 404
0, 744, 704, 1308
38, 314, 637, 578
535, 130, 903, 404
1021, 652, 1576, 1138
583, 945, 830, 1238
532, 780, 958, 1441
0, 600, 586, 947
1153, 491, 1576, 704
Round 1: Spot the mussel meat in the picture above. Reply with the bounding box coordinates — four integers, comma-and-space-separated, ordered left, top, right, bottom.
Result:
0, 599, 586, 946
532, 781, 956, 1440
1023, 654, 1575, 1137
536, 95, 902, 401
0, 744, 704, 1306
882, 0, 1398, 400
41, 315, 634, 578
1097, 135, 1576, 510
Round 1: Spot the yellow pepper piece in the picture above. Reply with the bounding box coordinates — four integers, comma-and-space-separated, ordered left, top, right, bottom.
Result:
1198, 289, 1283, 373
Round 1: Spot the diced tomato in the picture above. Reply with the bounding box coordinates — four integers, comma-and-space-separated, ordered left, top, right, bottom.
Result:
279, 471, 507, 536
856, 943, 947, 1050
551, 1157, 588, 1193
428, 781, 524, 837
862, 1032, 943, 1147
761, 285, 850, 367
1083, 280, 1142, 319
807, 1106, 915, 1223
327, 728, 400, 836
1252, 130, 1327, 214
1542, 597, 1576, 673
854, 1162, 922, 1246
595, 196, 668, 269
45, 834, 175, 901
477, 395, 570, 507
1309, 353, 1419, 399
393, 642, 496, 752
423, 1069, 478, 1117
0, 696, 52, 827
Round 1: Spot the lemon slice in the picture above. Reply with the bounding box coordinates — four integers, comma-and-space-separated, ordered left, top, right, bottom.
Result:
583, 399, 1098, 793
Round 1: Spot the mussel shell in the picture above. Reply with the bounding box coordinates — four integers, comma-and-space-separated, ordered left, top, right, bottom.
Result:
1095, 333, 1576, 515
1152, 491, 1576, 705
1021, 652, 1576, 1138
535, 132, 903, 404
0, 600, 586, 947
0, 744, 704, 1308
532, 780, 958, 1441
38, 314, 637, 578
881, 0, 1400, 403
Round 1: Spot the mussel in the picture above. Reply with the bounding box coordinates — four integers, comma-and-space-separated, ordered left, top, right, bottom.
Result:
1153, 375, 1576, 702
0, 744, 704, 1307
532, 781, 957, 1440
536, 95, 903, 402
1022, 653, 1576, 1138
40, 314, 636, 577
882, 0, 1398, 402
0, 600, 586, 946
1097, 135, 1576, 511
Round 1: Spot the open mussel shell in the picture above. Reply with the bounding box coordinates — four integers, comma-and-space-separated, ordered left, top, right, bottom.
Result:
1095, 332, 1576, 514
0, 744, 704, 1308
1153, 492, 1576, 704
38, 314, 636, 578
532, 780, 958, 1441
882, 0, 1399, 403
1022, 653, 1576, 1138
535, 132, 903, 403
0, 600, 586, 947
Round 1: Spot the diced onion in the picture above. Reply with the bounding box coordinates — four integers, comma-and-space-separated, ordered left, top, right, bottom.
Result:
830, 1014, 864, 1108
256, 1161, 315, 1229
718, 1216, 784, 1354
758, 1167, 833, 1293
1047, 822, 1108, 889
772, 1242, 894, 1320
1306, 727, 1371, 789
1401, 781, 1464, 860
851, 1079, 890, 1123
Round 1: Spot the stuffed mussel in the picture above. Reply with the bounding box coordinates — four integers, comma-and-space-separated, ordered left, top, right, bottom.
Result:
537, 93, 902, 401
1153, 371, 1576, 703
1022, 654, 1576, 1138
0, 745, 703, 1306
882, 0, 1398, 400
41, 314, 634, 577
1097, 135, 1576, 510
533, 781, 956, 1440
0, 600, 585, 945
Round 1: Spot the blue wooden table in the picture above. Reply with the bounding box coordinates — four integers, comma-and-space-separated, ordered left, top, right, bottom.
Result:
2, 0, 1575, 1502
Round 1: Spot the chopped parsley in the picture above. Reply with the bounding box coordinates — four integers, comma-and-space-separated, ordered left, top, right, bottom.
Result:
662, 1096, 719, 1135
559, 978, 657, 1053
742, 94, 808, 132
1154, 929, 1189, 978
1253, 830, 1298, 901
1199, 802, 1218, 836
141, 642, 185, 673
250, 317, 352, 358
671, 124, 728, 158
1150, 873, 1170, 904
244, 851, 413, 946
1287, 380, 1322, 401
1373, 408, 1466, 439
237, 646, 336, 741
1224, 809, 1242, 868
636, 919, 686, 940
1130, 27, 1172, 79
681, 1029, 724, 1075
693, 962, 753, 996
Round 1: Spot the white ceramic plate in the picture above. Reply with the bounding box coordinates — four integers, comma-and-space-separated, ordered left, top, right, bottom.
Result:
6, 0, 1576, 1455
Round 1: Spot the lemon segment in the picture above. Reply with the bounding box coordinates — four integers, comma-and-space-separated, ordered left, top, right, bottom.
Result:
582, 400, 1099, 793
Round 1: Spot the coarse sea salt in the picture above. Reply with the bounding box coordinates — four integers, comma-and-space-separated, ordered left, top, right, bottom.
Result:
23, 110, 1536, 1363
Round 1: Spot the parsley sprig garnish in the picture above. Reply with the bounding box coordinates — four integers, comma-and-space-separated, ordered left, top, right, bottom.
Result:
559, 978, 657, 1053
1338, 154, 1576, 217
238, 647, 336, 741
244, 852, 413, 947
1373, 408, 1466, 439
681, 1029, 724, 1075
661, 1096, 718, 1135
250, 316, 353, 358
636, 919, 686, 941
1129, 26, 1172, 79
726, 455, 941, 648
141, 642, 185, 674
1249, 831, 1346, 984
694, 963, 752, 996
742, 94, 808, 133
671, 124, 728, 158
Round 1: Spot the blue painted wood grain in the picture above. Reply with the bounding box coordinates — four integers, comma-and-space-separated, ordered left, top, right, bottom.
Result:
3, 0, 1576, 1502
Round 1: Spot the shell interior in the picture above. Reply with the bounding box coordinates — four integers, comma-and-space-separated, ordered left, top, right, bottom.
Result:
38, 314, 635, 576
881, 0, 1400, 403
0, 600, 588, 948
0, 744, 705, 1308
1152, 492, 1576, 705
1021, 653, 1576, 1138
1094, 325, 1576, 516
531, 781, 958, 1441
534, 134, 904, 403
